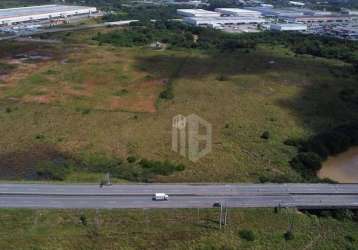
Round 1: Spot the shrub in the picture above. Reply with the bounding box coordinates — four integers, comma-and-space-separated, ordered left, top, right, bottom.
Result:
35, 134, 45, 140
302, 139, 330, 160
159, 88, 174, 100
81, 153, 184, 182
216, 74, 228, 81
261, 131, 270, 140
127, 156, 137, 163
284, 138, 302, 147
82, 153, 121, 174
35, 160, 71, 181
139, 159, 185, 176
239, 229, 255, 241
80, 214, 87, 226
332, 209, 354, 221
284, 231, 294, 241
345, 235, 355, 243
291, 152, 322, 172
305, 132, 351, 157
114, 89, 129, 96
81, 109, 91, 115
259, 174, 301, 183
289, 122, 358, 180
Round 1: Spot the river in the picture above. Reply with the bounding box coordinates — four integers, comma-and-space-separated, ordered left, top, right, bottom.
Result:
319, 147, 358, 183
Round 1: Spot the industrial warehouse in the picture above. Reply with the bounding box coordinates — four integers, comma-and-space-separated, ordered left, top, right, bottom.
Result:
177, 6, 358, 39
178, 8, 266, 29
0, 5, 97, 26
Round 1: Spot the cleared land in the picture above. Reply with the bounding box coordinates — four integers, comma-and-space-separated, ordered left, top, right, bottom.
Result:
0, 26, 357, 182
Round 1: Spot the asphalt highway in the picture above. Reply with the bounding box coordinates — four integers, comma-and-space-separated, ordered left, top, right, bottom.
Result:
0, 183, 357, 209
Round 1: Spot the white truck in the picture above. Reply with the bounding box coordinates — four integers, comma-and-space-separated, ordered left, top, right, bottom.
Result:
152, 193, 169, 201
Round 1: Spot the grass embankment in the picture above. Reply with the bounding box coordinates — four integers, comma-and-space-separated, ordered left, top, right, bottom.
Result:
0, 208, 357, 250
0, 31, 357, 182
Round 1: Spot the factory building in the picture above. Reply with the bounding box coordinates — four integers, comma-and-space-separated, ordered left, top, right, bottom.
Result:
179, 8, 265, 27
0, 5, 97, 26
177, 9, 220, 17
341, 9, 358, 16
183, 16, 266, 27
214, 8, 262, 18
260, 4, 274, 8
333, 25, 358, 40
286, 15, 357, 23
270, 23, 307, 31
288, 1, 305, 7
244, 7, 305, 17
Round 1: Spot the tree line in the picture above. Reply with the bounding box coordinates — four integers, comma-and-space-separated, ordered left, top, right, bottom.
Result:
288, 123, 358, 181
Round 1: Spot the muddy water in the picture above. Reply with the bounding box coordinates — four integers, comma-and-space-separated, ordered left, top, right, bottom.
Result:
319, 147, 358, 183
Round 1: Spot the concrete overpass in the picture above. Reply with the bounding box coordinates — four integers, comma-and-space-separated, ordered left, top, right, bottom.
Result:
0, 183, 357, 209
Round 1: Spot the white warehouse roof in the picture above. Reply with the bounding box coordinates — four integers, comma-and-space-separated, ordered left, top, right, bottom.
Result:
215, 8, 262, 17
270, 23, 307, 31
184, 16, 266, 26
0, 5, 97, 25
177, 9, 220, 17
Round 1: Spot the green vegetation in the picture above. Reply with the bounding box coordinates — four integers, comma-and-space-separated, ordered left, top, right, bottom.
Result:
290, 123, 358, 180
103, 5, 180, 21
81, 154, 185, 182
35, 159, 73, 181
34, 153, 184, 182
93, 21, 260, 51
284, 230, 295, 241
239, 229, 256, 241
93, 22, 358, 69
94, 22, 196, 48
0, 208, 356, 249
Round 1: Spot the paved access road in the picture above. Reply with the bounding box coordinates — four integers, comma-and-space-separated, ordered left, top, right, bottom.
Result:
0, 183, 357, 209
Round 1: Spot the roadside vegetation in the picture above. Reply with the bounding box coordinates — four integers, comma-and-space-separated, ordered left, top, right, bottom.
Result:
35, 154, 184, 182
0, 207, 357, 249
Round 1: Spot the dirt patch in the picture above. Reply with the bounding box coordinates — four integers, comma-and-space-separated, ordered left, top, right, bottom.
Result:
22, 94, 55, 104
2, 62, 44, 86
110, 96, 157, 113
109, 79, 164, 113
63, 85, 92, 98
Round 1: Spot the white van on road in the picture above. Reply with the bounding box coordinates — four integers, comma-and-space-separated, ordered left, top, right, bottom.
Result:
152, 193, 169, 201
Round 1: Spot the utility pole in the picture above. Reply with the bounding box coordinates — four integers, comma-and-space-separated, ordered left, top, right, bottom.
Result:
224, 206, 228, 226
105, 172, 111, 186
219, 203, 223, 229
218, 202, 229, 229
197, 208, 200, 224
286, 207, 294, 234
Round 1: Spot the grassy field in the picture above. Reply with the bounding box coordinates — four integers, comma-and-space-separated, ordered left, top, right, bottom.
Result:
0, 27, 358, 182
0, 208, 356, 249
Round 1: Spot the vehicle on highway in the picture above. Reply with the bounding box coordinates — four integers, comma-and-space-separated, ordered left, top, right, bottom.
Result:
213, 202, 222, 208
152, 193, 169, 201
